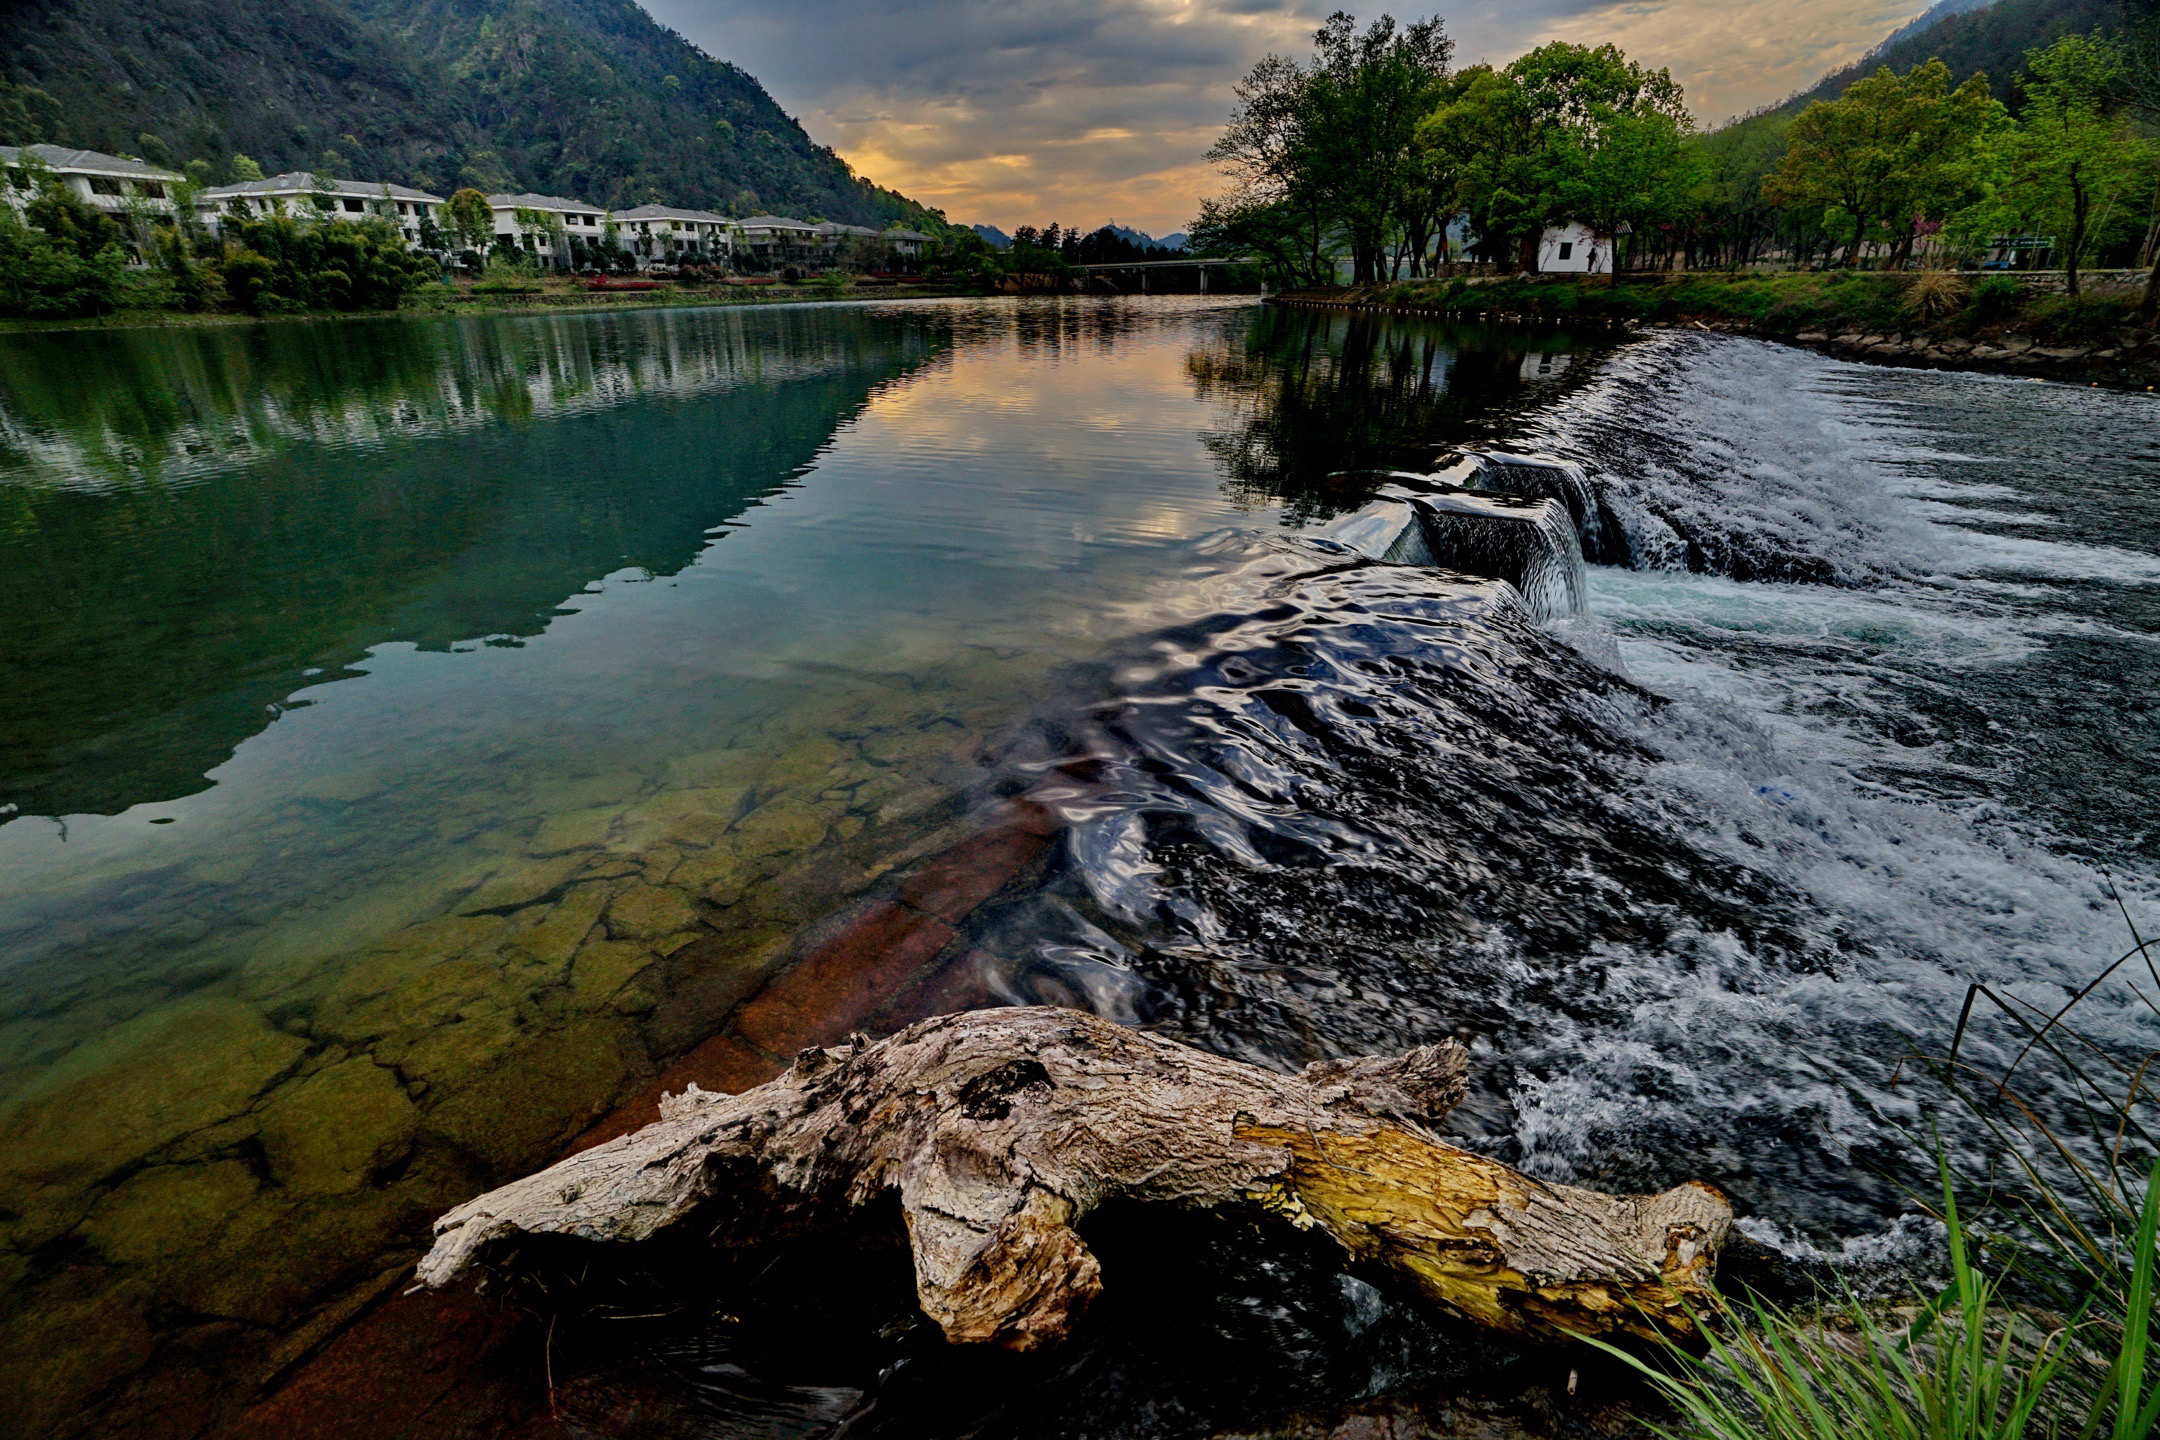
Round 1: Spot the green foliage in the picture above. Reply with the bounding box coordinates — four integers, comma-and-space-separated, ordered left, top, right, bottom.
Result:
217, 214, 436, 314
1992, 34, 2150, 292
0, 207, 126, 317
23, 180, 125, 262
1969, 273, 2026, 320
1768, 60, 2000, 265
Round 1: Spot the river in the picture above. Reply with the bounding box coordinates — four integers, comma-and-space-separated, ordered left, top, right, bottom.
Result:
0, 298, 2154, 1438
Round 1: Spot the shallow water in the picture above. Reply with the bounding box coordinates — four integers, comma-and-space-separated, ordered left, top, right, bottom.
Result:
0, 298, 1591, 1437
4, 302, 2155, 1439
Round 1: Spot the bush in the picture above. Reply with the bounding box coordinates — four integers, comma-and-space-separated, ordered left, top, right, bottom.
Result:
1970, 275, 2025, 324
0, 211, 126, 318
217, 214, 437, 314
1903, 269, 1972, 322
2027, 293, 2138, 346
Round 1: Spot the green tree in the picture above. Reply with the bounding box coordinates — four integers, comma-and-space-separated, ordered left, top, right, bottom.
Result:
218, 213, 435, 314
447, 188, 495, 254
1767, 60, 1997, 266
0, 203, 125, 318
1419, 65, 1545, 269
1508, 42, 1701, 275
1998, 34, 2145, 296
1206, 50, 1342, 285
230, 154, 265, 182
1301, 12, 1455, 283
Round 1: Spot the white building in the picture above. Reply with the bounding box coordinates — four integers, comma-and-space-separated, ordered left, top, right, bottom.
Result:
733, 215, 819, 265
0, 144, 184, 220
1536, 221, 1615, 275
612, 205, 732, 266
197, 173, 446, 244
487, 192, 609, 261
881, 228, 934, 260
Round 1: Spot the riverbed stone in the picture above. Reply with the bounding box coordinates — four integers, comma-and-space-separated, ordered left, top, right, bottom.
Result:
571, 935, 660, 1004
497, 881, 612, 982
0, 1284, 157, 1440
527, 806, 620, 856
423, 1017, 641, 1173
456, 850, 592, 914
79, 1161, 262, 1269
0, 998, 307, 1208
604, 883, 701, 942
257, 1058, 419, 1195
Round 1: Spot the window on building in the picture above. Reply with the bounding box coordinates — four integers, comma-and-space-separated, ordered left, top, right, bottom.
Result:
137, 181, 165, 199
343, 198, 364, 213
90, 177, 125, 196
1557, 242, 1573, 260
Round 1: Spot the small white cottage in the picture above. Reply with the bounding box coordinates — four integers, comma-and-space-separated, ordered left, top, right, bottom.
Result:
1536, 221, 1613, 275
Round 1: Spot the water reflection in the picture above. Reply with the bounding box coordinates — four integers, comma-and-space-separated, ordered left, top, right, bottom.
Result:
0, 298, 1611, 1440
0, 309, 940, 817
1186, 306, 1596, 525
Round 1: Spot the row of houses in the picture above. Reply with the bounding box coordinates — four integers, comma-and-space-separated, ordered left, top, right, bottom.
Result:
0, 144, 935, 270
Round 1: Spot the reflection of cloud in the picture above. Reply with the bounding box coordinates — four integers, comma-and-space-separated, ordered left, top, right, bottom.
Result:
641, 0, 1936, 231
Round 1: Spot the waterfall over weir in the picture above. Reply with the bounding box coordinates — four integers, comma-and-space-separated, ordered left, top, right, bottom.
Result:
1318, 455, 1592, 622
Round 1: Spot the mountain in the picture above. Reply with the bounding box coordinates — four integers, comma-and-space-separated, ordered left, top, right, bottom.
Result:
1782, 0, 2128, 110
968, 223, 1012, 249
0, 0, 945, 228
1102, 224, 1186, 251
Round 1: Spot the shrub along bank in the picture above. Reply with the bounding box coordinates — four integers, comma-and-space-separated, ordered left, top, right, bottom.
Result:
0, 180, 440, 320
1285, 271, 2160, 388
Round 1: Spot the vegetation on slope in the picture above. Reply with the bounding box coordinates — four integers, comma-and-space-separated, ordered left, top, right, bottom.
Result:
0, 0, 946, 229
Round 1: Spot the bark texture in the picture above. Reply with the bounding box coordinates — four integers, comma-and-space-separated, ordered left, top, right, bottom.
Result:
418, 1008, 1731, 1348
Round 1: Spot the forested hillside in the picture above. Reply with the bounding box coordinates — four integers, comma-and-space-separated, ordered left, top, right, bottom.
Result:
0, 0, 944, 228
1785, 0, 2129, 110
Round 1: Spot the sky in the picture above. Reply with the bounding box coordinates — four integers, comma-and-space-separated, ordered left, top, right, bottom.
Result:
640, 0, 1941, 236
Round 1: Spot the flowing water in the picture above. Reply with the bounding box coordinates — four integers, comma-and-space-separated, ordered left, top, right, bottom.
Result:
1, 300, 2155, 1439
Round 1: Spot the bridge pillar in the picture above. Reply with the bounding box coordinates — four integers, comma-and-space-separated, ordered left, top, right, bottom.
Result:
1198, 264, 1208, 294
1140, 269, 1148, 294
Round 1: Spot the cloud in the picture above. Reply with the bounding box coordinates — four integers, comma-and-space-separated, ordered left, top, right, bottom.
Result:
640, 0, 1938, 232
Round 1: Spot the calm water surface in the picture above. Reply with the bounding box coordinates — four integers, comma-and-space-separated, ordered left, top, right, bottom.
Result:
3, 299, 2156, 1439
0, 297, 1587, 1437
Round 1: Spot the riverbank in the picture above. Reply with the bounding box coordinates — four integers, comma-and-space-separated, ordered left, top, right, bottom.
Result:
1276, 272, 2160, 389
0, 277, 994, 334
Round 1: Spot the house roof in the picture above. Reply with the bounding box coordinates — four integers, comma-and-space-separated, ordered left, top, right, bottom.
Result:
487, 192, 604, 214
0, 144, 183, 181
882, 229, 935, 242
200, 172, 444, 203
815, 222, 880, 237
736, 214, 817, 232
614, 205, 729, 223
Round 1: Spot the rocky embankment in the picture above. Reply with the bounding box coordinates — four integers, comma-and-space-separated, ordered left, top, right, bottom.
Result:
1745, 319, 2160, 388
1274, 274, 2160, 391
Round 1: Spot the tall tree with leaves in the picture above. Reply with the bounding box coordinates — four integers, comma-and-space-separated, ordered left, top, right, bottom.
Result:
2002, 33, 2144, 296
1508, 43, 1700, 275
1300, 12, 1454, 283
1767, 60, 1997, 265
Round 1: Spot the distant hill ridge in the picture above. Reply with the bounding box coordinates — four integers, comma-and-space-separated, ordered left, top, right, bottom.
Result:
1776, 0, 2129, 114
966, 222, 1188, 251
0, 0, 944, 229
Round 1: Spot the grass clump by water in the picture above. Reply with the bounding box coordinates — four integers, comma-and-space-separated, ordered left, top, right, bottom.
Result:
1601, 939, 2160, 1440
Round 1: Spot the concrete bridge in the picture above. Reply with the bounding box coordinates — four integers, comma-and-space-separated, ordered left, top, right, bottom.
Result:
1076, 257, 1259, 294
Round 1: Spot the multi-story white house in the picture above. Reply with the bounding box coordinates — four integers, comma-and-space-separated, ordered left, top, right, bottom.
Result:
0, 144, 184, 220
612, 205, 733, 266
734, 215, 820, 266
486, 192, 609, 260
881, 228, 934, 260
197, 174, 447, 244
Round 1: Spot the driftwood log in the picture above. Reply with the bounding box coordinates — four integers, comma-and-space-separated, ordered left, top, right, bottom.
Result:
418, 1008, 1730, 1349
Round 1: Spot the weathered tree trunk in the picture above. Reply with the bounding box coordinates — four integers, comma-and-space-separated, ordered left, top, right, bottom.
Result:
419, 1009, 1731, 1352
